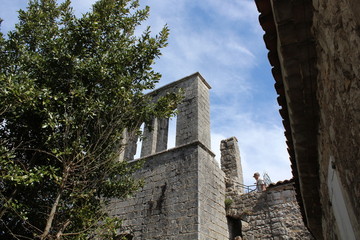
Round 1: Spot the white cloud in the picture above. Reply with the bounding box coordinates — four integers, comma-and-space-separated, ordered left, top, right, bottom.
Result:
203, 0, 258, 22
138, 0, 263, 100
210, 103, 291, 186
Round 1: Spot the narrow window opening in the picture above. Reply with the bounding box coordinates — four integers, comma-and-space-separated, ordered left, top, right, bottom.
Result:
167, 116, 177, 149
134, 123, 144, 159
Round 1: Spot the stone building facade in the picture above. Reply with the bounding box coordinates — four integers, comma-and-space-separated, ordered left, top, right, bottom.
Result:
255, 0, 360, 239
110, 73, 312, 239
110, 73, 229, 239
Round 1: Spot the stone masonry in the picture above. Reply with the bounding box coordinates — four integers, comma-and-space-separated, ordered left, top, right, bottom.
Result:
110, 73, 228, 239
313, 0, 360, 238
221, 137, 244, 195
110, 73, 313, 239
221, 137, 312, 239
226, 182, 313, 240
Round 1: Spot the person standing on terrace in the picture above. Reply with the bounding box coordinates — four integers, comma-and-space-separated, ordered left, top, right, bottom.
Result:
253, 172, 266, 192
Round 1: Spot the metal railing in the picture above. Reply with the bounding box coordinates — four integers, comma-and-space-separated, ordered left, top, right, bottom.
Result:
236, 183, 257, 193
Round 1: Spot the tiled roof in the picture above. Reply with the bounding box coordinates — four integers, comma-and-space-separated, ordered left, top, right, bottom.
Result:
267, 178, 294, 189
254, 0, 322, 238
254, 0, 301, 217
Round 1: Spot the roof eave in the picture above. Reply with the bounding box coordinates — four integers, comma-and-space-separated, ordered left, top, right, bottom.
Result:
255, 0, 323, 238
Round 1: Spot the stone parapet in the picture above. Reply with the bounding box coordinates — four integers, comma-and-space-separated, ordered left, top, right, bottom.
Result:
226, 182, 313, 240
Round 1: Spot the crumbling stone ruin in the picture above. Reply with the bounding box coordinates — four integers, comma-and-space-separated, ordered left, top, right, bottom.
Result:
226, 179, 313, 240
221, 137, 244, 195
110, 73, 312, 239
222, 137, 313, 240
110, 73, 228, 239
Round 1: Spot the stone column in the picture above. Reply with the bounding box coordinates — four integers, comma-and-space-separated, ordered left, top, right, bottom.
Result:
119, 129, 138, 161
141, 119, 158, 157
156, 118, 169, 152
220, 137, 244, 193
140, 118, 169, 157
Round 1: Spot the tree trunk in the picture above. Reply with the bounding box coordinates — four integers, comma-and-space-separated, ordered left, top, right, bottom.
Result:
40, 166, 70, 239
40, 192, 62, 240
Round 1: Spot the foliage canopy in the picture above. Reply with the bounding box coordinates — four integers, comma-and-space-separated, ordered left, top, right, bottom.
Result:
0, 0, 179, 239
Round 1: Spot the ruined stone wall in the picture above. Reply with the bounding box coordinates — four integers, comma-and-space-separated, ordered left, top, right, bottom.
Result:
110, 73, 228, 239
312, 0, 360, 238
226, 183, 313, 240
220, 137, 311, 239
220, 137, 244, 195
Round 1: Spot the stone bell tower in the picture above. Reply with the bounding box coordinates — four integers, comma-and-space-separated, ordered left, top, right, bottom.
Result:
110, 73, 229, 239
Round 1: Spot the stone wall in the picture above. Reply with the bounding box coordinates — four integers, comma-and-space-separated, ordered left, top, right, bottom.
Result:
111, 142, 228, 239
198, 145, 228, 239
109, 73, 228, 239
110, 72, 316, 239
312, 0, 360, 238
110, 144, 199, 239
111, 142, 229, 239
220, 137, 244, 195
226, 183, 313, 240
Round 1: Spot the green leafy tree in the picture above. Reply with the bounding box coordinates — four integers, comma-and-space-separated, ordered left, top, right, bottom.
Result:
0, 0, 179, 239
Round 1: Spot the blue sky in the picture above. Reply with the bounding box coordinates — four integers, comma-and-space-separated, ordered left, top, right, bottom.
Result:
0, 0, 292, 186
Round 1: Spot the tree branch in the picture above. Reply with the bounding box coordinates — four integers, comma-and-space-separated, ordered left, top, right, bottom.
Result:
40, 165, 70, 239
